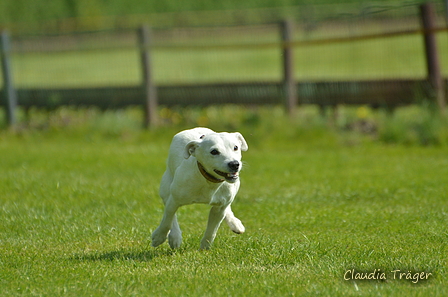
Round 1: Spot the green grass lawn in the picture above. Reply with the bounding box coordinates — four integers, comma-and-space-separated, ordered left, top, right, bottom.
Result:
1, 114, 447, 296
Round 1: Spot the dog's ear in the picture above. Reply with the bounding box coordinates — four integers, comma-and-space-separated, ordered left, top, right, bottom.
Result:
234, 132, 248, 151
184, 140, 199, 159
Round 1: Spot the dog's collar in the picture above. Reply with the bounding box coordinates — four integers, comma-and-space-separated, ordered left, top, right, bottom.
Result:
197, 162, 224, 183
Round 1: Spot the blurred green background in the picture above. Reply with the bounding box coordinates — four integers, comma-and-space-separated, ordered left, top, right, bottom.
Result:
1, 0, 425, 25
3, 0, 447, 88
1, 0, 447, 134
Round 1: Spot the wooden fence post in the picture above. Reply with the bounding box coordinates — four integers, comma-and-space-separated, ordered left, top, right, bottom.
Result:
1, 30, 18, 127
445, 0, 448, 25
138, 25, 158, 128
420, 2, 446, 111
281, 20, 297, 116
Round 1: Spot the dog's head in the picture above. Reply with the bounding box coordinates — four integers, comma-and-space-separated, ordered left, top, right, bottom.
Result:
184, 132, 248, 183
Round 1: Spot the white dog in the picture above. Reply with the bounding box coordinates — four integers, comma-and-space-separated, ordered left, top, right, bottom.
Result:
151, 127, 248, 250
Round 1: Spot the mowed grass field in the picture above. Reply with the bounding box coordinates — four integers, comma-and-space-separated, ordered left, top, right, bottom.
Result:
1, 113, 447, 296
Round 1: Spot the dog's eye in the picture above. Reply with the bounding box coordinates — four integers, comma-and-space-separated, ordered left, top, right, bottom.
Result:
210, 149, 220, 156
234, 145, 238, 151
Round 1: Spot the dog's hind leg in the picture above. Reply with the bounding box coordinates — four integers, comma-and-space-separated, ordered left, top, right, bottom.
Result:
168, 214, 182, 249
224, 205, 245, 234
151, 197, 178, 248
200, 205, 227, 250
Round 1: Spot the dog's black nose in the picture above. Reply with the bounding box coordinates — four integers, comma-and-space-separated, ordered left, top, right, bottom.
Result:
228, 161, 240, 171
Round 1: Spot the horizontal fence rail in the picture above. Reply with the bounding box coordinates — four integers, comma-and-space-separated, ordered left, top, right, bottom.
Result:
1, 2, 447, 127
8, 79, 442, 108
8, 26, 448, 53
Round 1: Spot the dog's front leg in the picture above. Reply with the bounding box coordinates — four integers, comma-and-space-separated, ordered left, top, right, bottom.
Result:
224, 205, 245, 234
151, 197, 179, 248
200, 205, 227, 250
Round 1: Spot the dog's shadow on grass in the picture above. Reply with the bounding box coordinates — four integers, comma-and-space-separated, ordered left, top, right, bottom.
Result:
71, 246, 182, 262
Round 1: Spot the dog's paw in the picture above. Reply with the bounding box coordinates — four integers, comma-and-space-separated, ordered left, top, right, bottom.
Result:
200, 239, 212, 250
227, 218, 245, 234
168, 232, 182, 249
151, 229, 167, 247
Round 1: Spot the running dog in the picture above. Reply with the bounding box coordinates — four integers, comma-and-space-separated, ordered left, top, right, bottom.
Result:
151, 127, 248, 250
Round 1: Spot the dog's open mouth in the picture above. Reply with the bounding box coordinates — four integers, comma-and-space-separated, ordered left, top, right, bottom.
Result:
214, 169, 239, 182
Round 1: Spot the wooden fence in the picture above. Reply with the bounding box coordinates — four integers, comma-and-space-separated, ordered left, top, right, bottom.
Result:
1, 2, 447, 128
